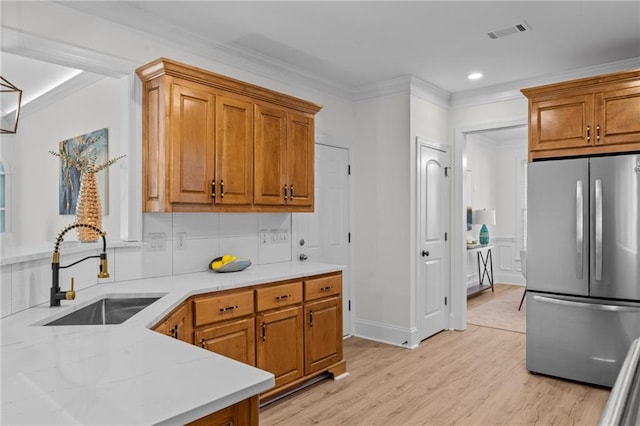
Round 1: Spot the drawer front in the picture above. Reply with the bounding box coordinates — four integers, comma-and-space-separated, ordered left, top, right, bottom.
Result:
194, 290, 254, 327
304, 273, 342, 301
256, 281, 302, 312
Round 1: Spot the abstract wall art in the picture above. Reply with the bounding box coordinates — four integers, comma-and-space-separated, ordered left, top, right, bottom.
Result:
57, 128, 109, 215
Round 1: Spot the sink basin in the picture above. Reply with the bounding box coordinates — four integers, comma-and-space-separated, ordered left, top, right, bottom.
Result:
44, 296, 162, 326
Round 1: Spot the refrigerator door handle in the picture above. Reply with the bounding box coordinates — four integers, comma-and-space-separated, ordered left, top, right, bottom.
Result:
595, 179, 603, 281
533, 295, 640, 312
576, 180, 584, 279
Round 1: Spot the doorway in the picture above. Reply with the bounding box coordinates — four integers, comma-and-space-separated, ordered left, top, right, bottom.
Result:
417, 138, 451, 341
451, 120, 527, 330
293, 144, 351, 335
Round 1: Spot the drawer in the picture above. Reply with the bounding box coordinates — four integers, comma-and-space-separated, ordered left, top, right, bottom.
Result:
304, 273, 342, 301
256, 281, 302, 312
193, 290, 254, 327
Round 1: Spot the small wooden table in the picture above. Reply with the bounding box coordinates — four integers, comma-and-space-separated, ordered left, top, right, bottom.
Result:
466, 244, 494, 297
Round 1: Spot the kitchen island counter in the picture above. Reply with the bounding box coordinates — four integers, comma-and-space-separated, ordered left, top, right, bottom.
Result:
1, 262, 344, 425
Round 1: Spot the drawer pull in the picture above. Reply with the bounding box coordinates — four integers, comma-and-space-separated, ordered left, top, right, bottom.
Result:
275, 294, 291, 301
219, 305, 238, 312
320, 285, 333, 292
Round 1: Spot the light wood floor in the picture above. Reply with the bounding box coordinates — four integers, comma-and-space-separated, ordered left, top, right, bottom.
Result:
260, 286, 610, 425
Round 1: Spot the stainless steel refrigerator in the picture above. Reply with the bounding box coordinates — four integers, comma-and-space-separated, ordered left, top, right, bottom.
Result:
527, 153, 640, 387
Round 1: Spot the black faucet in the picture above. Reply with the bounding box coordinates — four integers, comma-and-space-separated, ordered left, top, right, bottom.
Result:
51, 223, 110, 307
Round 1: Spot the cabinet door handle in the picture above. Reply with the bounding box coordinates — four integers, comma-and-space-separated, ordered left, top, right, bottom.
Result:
283, 184, 288, 200
290, 185, 294, 200
220, 180, 224, 199
596, 124, 600, 142
586, 125, 591, 142
211, 180, 216, 199
219, 305, 238, 312
173, 325, 179, 339
200, 338, 205, 348
309, 311, 314, 327
275, 294, 291, 301
261, 322, 266, 341
320, 285, 333, 292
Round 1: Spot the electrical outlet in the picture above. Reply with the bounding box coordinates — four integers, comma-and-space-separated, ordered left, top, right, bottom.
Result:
176, 232, 187, 250
148, 233, 166, 251
260, 229, 270, 245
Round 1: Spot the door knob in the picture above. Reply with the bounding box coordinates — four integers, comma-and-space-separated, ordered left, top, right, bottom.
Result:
422, 250, 430, 257
299, 253, 308, 261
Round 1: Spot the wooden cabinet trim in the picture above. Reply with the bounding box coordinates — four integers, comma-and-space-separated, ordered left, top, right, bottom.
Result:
137, 57, 322, 115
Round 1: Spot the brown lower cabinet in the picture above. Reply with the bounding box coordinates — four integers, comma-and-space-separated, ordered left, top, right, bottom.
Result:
186, 395, 259, 426
152, 271, 346, 421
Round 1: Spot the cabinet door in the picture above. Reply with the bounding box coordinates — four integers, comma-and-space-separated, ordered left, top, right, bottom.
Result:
195, 317, 256, 366
304, 297, 343, 374
215, 96, 253, 205
169, 83, 216, 204
595, 85, 640, 146
256, 306, 304, 388
529, 94, 594, 153
254, 105, 287, 205
153, 302, 192, 343
286, 113, 314, 207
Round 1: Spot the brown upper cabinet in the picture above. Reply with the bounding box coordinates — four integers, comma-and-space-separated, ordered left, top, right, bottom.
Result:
136, 58, 321, 212
522, 69, 640, 161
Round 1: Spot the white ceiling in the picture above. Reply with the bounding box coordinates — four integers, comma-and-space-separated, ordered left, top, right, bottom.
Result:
52, 0, 640, 93
1, 1, 639, 144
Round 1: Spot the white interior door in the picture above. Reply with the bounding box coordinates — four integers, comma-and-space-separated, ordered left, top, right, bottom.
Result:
293, 144, 350, 335
417, 139, 450, 341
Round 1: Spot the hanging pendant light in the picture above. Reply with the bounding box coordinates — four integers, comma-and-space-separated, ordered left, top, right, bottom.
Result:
1, 76, 23, 134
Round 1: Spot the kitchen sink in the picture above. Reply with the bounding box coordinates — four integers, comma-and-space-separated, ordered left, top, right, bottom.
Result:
43, 296, 163, 326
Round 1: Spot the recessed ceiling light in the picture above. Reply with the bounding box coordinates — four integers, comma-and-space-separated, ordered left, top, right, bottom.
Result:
468, 72, 483, 80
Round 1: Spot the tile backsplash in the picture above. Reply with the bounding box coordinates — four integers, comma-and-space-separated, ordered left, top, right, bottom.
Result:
1, 212, 292, 317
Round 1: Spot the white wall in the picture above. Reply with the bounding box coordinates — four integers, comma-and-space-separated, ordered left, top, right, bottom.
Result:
352, 92, 412, 344
6, 76, 128, 247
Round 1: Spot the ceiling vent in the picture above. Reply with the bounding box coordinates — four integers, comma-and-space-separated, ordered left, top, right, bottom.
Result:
487, 21, 532, 39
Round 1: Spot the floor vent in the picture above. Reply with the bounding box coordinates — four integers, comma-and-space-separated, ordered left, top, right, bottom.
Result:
487, 21, 532, 39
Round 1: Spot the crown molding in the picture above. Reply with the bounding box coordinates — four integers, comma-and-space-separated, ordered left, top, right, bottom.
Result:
408, 76, 451, 109
47, 1, 353, 101
450, 57, 640, 109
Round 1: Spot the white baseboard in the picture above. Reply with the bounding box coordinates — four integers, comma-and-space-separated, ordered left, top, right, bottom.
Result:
353, 318, 418, 349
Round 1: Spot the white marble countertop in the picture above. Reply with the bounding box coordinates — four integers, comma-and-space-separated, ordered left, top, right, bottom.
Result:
1, 262, 344, 425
